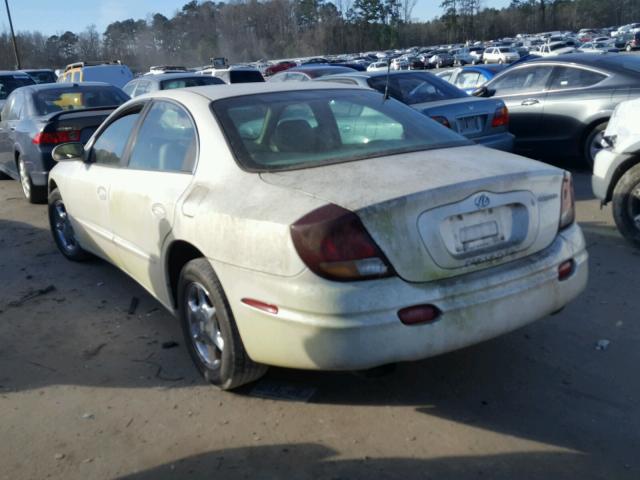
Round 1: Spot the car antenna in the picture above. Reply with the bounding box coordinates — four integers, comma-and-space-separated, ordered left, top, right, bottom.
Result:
383, 59, 391, 101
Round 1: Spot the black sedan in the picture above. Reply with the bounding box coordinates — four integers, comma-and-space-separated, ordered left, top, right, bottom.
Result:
475, 54, 640, 166
0, 82, 129, 203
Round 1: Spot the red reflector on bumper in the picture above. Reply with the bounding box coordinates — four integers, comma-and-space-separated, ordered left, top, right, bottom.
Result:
558, 259, 575, 281
241, 298, 278, 315
398, 304, 441, 325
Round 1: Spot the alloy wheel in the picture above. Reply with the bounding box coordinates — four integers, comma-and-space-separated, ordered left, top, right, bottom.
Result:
186, 282, 224, 369
52, 200, 78, 253
589, 130, 605, 164
18, 159, 31, 199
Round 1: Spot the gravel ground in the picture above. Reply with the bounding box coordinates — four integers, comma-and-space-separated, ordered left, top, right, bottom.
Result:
0, 171, 638, 480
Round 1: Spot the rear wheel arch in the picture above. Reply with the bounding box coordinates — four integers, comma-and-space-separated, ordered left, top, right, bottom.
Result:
166, 240, 206, 309
606, 154, 640, 204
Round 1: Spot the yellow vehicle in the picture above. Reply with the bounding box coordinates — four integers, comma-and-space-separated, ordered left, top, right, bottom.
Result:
57, 61, 133, 88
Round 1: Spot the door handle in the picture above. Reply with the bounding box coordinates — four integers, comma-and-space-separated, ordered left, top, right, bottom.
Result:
97, 186, 107, 201
521, 98, 540, 106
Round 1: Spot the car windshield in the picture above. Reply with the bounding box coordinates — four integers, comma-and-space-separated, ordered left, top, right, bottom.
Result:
160, 76, 225, 90
26, 71, 57, 84
212, 89, 469, 172
367, 72, 467, 105
0, 75, 34, 100
33, 86, 129, 115
498, 47, 514, 53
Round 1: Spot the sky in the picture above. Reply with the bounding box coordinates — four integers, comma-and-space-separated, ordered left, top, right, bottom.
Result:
1, 0, 511, 36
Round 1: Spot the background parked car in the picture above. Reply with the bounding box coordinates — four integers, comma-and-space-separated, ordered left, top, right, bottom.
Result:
367, 61, 389, 72
625, 32, 640, 51
317, 71, 514, 151
57, 61, 134, 88
268, 65, 357, 81
537, 41, 577, 56
593, 98, 640, 246
198, 65, 264, 83
264, 61, 297, 77
474, 54, 640, 166
0, 82, 128, 202
20, 69, 57, 84
0, 71, 35, 110
46, 83, 586, 390
123, 73, 225, 97
483, 47, 520, 64
428, 50, 455, 68
436, 64, 507, 94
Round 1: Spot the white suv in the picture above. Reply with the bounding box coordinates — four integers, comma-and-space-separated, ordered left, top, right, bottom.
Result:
483, 47, 520, 64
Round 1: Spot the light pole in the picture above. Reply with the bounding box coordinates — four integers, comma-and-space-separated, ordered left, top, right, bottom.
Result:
4, 0, 21, 69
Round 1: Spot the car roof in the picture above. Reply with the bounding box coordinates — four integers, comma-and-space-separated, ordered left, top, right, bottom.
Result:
149, 82, 363, 102
20, 82, 114, 93
524, 53, 638, 70
132, 73, 210, 82
0, 71, 31, 76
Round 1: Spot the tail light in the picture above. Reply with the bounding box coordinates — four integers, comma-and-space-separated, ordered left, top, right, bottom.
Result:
430, 116, 451, 128
558, 259, 575, 281
491, 106, 509, 128
32, 130, 81, 145
290, 204, 394, 281
559, 173, 575, 230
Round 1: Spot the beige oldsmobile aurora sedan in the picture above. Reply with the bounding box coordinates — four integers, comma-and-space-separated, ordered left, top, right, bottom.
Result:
47, 83, 588, 389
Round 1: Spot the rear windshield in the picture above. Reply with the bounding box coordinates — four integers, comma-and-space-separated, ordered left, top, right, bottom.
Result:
367, 72, 467, 105
228, 71, 264, 83
0, 75, 35, 100
212, 89, 469, 172
160, 76, 225, 90
33, 86, 129, 115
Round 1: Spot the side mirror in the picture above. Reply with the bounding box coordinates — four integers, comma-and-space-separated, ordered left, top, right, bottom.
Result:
52, 142, 84, 162
472, 86, 494, 97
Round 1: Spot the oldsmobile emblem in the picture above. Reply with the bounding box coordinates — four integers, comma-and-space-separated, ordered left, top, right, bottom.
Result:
474, 194, 490, 209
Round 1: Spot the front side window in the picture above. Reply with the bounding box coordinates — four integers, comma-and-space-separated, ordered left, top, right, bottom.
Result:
91, 112, 140, 166
549, 67, 606, 90
490, 66, 553, 95
127, 101, 197, 172
213, 89, 469, 172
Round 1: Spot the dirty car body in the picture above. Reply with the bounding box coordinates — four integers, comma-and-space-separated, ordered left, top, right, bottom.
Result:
47, 83, 587, 388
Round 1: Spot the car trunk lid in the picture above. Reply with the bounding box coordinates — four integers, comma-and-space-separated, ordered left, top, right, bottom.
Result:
40, 107, 116, 143
261, 146, 564, 282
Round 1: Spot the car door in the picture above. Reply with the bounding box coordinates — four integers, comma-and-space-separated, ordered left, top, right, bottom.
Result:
108, 100, 196, 296
0, 93, 22, 176
63, 105, 144, 262
488, 65, 554, 150
538, 65, 609, 151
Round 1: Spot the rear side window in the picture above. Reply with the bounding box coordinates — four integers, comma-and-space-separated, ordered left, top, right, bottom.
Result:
122, 82, 136, 96
549, 67, 606, 90
491, 66, 553, 94
229, 70, 264, 83
92, 112, 140, 166
127, 101, 197, 172
455, 71, 482, 89
0, 75, 34, 100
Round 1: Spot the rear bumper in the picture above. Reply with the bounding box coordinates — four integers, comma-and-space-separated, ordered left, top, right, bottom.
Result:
474, 132, 515, 152
213, 223, 588, 370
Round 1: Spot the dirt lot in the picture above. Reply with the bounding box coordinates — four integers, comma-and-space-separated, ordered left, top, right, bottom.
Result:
0, 171, 638, 480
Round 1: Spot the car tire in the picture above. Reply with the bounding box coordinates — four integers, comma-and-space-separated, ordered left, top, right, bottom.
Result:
583, 121, 608, 168
484, 59, 489, 64
178, 258, 268, 390
48, 188, 92, 261
612, 163, 640, 248
498, 58, 504, 64
18, 156, 46, 204
627, 44, 632, 52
